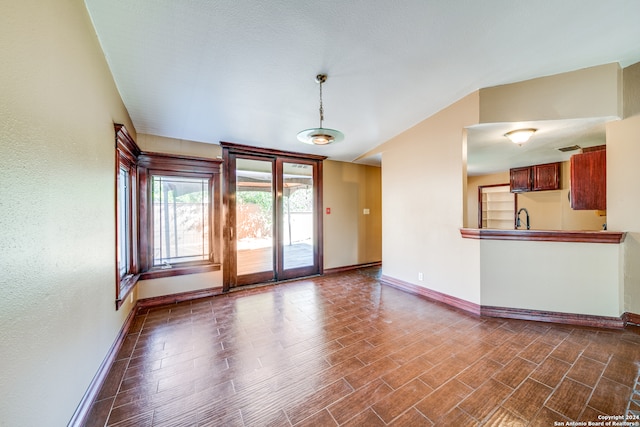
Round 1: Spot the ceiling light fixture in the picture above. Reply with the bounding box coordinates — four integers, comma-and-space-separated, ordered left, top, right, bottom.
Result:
504, 128, 537, 145
297, 74, 344, 145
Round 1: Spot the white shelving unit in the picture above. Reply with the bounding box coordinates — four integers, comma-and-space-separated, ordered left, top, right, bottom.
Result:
481, 185, 514, 229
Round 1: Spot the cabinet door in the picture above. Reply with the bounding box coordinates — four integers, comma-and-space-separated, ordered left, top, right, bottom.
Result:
532, 162, 560, 191
570, 150, 606, 210
510, 167, 531, 193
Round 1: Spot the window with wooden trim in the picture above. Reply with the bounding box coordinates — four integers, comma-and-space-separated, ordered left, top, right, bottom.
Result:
151, 175, 210, 266
114, 124, 222, 307
115, 125, 140, 309
138, 153, 222, 280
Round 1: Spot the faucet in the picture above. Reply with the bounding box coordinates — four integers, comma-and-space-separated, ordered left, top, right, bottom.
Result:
516, 207, 530, 230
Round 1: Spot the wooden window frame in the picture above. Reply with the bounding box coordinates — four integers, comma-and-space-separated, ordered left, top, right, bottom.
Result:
137, 152, 222, 280
115, 124, 140, 309
114, 124, 222, 308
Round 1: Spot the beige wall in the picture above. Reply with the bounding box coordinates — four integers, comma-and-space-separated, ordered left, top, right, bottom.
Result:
138, 133, 223, 158
138, 271, 222, 299
323, 161, 382, 269
623, 61, 640, 118
479, 63, 622, 123
607, 114, 640, 314
480, 240, 621, 316
374, 92, 482, 304
0, 1, 136, 425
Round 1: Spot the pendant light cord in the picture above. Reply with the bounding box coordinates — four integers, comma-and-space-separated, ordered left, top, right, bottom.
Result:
319, 79, 324, 129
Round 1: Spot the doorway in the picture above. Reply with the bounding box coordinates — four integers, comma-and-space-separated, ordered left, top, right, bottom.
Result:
221, 143, 325, 290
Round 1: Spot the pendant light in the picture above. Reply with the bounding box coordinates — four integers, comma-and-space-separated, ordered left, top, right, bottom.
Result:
297, 74, 344, 145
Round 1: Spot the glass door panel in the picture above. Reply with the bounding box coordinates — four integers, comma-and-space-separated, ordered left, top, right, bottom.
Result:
282, 162, 314, 270
222, 142, 323, 291
235, 158, 275, 280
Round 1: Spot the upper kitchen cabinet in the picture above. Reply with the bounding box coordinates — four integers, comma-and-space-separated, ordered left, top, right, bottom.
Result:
510, 167, 531, 192
532, 162, 561, 191
510, 162, 560, 193
570, 147, 606, 210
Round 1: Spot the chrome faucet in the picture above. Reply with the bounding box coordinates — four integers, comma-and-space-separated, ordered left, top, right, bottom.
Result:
516, 207, 530, 230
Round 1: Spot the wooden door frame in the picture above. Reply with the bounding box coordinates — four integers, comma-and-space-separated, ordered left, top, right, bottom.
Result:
221, 142, 326, 292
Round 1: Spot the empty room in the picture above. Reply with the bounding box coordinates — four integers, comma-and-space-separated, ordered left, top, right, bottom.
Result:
2, 1, 640, 426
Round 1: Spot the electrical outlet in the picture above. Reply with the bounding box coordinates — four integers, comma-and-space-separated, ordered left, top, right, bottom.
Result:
418, 272, 423, 281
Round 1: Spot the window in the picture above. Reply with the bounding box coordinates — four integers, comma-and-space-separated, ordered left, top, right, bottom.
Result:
114, 124, 222, 308
115, 125, 140, 309
151, 175, 210, 266
118, 166, 131, 277
138, 153, 222, 280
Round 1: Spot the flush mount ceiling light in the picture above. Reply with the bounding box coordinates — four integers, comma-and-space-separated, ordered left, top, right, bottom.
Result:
504, 128, 537, 145
297, 74, 344, 145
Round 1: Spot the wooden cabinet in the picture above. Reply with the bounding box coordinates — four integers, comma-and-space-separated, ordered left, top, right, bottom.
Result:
532, 162, 561, 191
570, 149, 606, 210
510, 167, 532, 192
510, 162, 560, 193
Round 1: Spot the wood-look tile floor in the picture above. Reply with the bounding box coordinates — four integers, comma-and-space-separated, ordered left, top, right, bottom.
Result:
85, 269, 640, 426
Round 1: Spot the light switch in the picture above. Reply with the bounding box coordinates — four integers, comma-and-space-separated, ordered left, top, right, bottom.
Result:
363, 208, 370, 215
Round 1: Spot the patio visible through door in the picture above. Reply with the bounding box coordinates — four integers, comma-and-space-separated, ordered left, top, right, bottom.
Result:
222, 143, 325, 290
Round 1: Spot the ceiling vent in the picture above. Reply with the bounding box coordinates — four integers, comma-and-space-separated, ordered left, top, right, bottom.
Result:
557, 145, 581, 152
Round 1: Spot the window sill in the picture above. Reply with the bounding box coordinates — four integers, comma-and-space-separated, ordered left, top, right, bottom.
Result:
139, 263, 221, 280
116, 273, 140, 310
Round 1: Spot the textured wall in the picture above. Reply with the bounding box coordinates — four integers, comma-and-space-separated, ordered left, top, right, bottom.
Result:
0, 1, 135, 425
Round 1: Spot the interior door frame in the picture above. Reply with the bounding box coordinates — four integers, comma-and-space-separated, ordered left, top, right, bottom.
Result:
221, 142, 326, 291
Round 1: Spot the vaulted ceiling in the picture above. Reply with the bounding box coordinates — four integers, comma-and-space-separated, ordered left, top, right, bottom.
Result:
85, 0, 640, 171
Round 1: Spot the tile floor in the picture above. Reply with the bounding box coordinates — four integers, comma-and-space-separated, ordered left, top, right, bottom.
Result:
84, 269, 640, 426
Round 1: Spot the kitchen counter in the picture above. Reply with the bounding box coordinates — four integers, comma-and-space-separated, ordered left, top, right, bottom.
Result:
459, 228, 625, 244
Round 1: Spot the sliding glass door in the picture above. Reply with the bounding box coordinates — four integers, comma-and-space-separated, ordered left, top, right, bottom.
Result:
281, 162, 315, 271
234, 157, 275, 284
222, 143, 324, 290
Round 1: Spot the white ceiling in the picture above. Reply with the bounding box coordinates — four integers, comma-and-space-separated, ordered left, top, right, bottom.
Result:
84, 0, 640, 172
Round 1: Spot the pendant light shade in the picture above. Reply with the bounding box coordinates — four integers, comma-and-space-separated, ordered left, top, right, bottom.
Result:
297, 74, 344, 145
